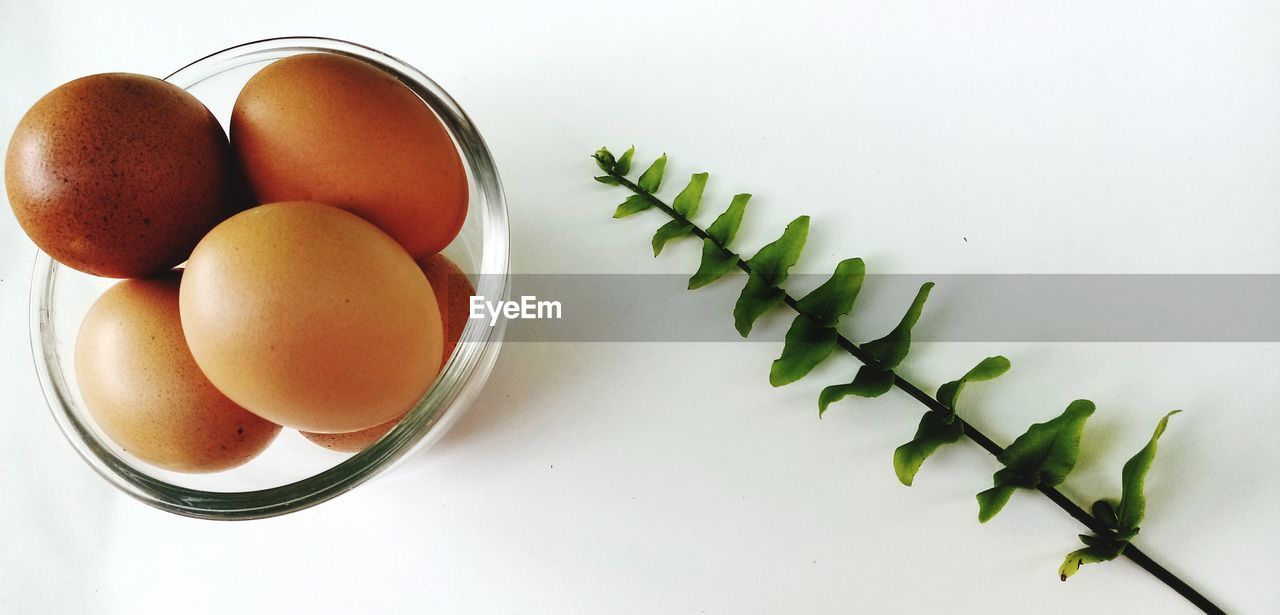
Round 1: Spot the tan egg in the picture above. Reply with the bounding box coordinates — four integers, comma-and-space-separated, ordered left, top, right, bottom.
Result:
301, 253, 474, 452
179, 201, 443, 433
298, 414, 401, 454
419, 252, 474, 364
75, 273, 280, 473
231, 53, 467, 259
6, 73, 237, 278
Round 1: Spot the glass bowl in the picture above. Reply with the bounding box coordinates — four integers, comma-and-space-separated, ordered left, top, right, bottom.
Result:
26, 36, 509, 519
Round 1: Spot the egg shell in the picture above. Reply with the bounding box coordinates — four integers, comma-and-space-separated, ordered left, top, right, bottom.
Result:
179, 201, 443, 433
298, 414, 401, 454
231, 53, 467, 258
301, 253, 474, 452
5, 73, 236, 278
75, 273, 280, 473
419, 252, 475, 364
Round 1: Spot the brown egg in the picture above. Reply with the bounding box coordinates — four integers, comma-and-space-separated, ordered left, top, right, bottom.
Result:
180, 201, 443, 433
419, 252, 475, 364
6, 73, 236, 278
231, 53, 467, 259
298, 414, 402, 454
301, 253, 474, 452
75, 273, 280, 473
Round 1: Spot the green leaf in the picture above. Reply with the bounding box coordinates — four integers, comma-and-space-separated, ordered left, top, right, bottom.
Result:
672, 173, 709, 217
978, 400, 1096, 522
794, 258, 865, 327
893, 411, 965, 486
688, 240, 738, 289
770, 315, 838, 386
817, 386, 847, 417
817, 367, 895, 416
615, 146, 635, 175
733, 273, 785, 336
652, 220, 694, 256
731, 216, 808, 336
1000, 399, 1095, 486
594, 175, 620, 186
1116, 410, 1180, 532
1061, 411, 1178, 569
706, 194, 751, 246
976, 484, 1016, 523
1059, 540, 1126, 581
1092, 500, 1119, 529
746, 216, 809, 285
964, 355, 1012, 381
1078, 534, 1108, 548
613, 194, 652, 218
850, 366, 895, 397
935, 381, 961, 411
861, 282, 934, 369
936, 355, 1011, 413
593, 147, 616, 172
638, 154, 667, 193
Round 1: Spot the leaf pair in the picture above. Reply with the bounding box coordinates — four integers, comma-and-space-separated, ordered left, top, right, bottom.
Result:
1058, 411, 1180, 580
936, 356, 1011, 414
817, 282, 934, 415
593, 145, 635, 184
893, 356, 1011, 486
769, 258, 866, 387
652, 172, 707, 255
734, 216, 809, 337
977, 399, 1095, 523
610, 150, 668, 217
689, 195, 751, 289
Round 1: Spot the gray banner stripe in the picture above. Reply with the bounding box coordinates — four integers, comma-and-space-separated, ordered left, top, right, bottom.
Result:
462, 274, 1280, 342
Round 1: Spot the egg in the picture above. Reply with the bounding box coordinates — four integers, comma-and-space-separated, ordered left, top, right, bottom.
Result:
179, 201, 443, 433
301, 253, 474, 452
75, 273, 280, 473
6, 73, 236, 278
230, 53, 467, 259
299, 414, 402, 454
418, 252, 475, 364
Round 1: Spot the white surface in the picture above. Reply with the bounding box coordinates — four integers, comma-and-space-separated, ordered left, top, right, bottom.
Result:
2, 1, 1277, 613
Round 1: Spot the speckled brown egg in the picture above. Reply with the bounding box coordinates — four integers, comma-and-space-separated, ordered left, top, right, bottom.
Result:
180, 201, 444, 434
301, 252, 474, 452
75, 273, 280, 473
231, 53, 467, 259
5, 73, 237, 278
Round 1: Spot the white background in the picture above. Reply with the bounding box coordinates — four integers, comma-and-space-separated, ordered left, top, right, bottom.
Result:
2, 1, 1277, 613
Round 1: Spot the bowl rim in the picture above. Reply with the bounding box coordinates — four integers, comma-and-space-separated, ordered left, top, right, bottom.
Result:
28, 35, 510, 520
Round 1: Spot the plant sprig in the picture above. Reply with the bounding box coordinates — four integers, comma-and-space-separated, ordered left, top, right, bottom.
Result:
591, 146, 1223, 614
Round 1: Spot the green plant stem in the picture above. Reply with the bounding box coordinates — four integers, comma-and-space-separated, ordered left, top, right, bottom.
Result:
604, 169, 1225, 615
